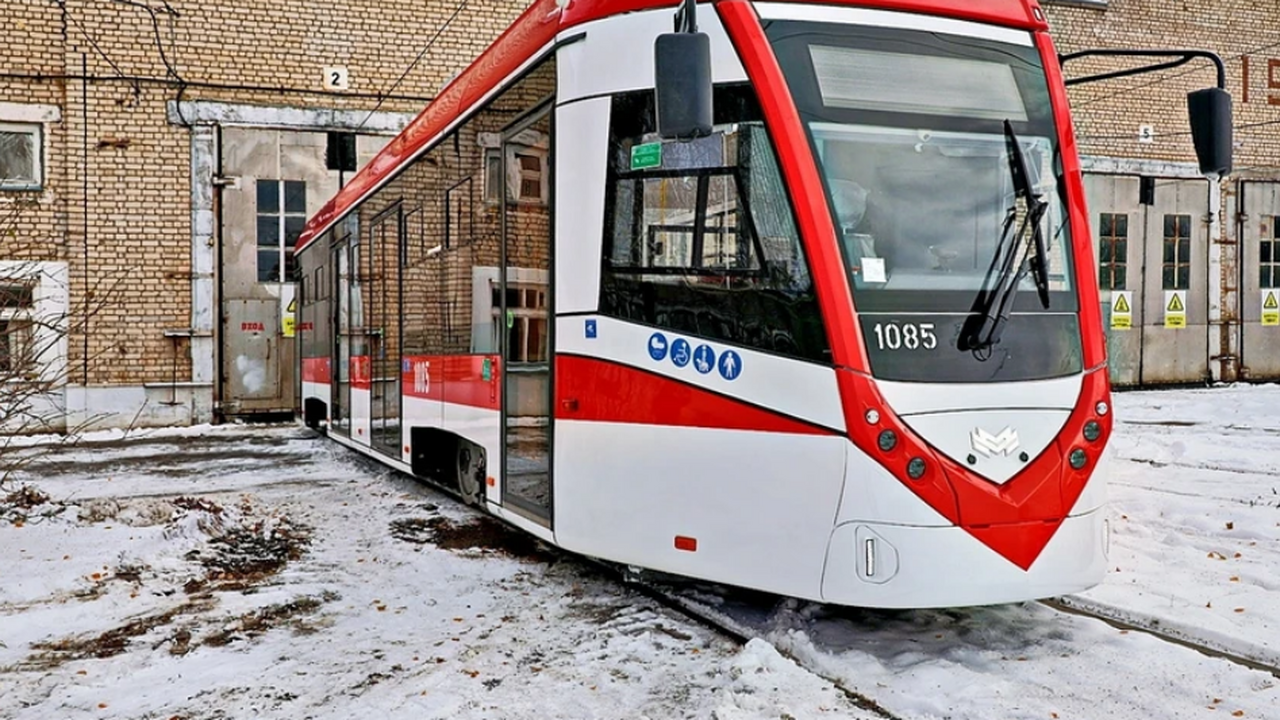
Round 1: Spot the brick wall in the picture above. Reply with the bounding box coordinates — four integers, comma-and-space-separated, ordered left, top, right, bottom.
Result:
1, 0, 525, 394
1046, 0, 1274, 172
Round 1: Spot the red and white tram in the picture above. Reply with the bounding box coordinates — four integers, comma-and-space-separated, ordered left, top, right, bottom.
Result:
295, 0, 1231, 607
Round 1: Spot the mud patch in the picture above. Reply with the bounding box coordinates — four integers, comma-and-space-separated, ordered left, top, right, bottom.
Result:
390, 515, 553, 561
22, 597, 216, 670
188, 516, 312, 581
200, 591, 338, 650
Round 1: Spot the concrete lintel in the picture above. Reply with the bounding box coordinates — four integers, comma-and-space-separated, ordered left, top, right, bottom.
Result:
1080, 155, 1207, 179
0, 101, 62, 123
167, 100, 416, 134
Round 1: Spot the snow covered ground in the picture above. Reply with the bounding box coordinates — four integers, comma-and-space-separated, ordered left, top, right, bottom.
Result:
1, 386, 1278, 719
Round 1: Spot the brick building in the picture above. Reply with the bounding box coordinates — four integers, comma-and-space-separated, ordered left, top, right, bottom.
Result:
1047, 0, 1280, 384
0, 0, 523, 430
1, 0, 1278, 433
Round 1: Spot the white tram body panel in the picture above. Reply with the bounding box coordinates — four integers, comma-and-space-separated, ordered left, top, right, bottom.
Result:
294, 0, 1119, 608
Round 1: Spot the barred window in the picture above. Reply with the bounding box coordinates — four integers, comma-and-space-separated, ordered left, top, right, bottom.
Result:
1097, 212, 1128, 291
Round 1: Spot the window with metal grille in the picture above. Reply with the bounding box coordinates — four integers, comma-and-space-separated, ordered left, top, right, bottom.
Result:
256, 179, 306, 283
1097, 212, 1127, 290
1161, 214, 1191, 290
0, 123, 42, 190
0, 280, 35, 376
1263, 218, 1280, 289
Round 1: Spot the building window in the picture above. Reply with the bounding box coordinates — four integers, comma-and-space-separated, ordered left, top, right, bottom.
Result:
257, 179, 306, 283
492, 282, 547, 362
1263, 218, 1280, 289
483, 145, 548, 205
1161, 213, 1191, 290
0, 280, 35, 377
0, 123, 42, 190
1097, 212, 1127, 290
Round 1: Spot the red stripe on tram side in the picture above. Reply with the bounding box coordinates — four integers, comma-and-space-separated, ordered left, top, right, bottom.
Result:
555, 355, 835, 435
401, 355, 502, 411
349, 356, 372, 391
301, 357, 331, 385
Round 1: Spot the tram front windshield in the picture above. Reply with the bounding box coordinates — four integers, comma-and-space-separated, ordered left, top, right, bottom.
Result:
767, 19, 1084, 383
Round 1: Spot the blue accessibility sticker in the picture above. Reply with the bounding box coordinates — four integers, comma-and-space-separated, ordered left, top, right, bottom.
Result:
402, 358, 412, 373
648, 332, 669, 361
718, 349, 742, 381
670, 338, 691, 368
693, 344, 716, 374
585, 319, 598, 339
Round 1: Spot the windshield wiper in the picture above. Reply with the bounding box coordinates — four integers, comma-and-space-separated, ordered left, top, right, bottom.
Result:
958, 120, 1051, 355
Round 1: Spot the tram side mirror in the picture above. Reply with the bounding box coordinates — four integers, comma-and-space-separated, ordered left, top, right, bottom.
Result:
1187, 87, 1233, 177
654, 31, 713, 140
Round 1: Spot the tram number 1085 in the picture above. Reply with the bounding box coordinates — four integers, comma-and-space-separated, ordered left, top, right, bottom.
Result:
871, 322, 938, 351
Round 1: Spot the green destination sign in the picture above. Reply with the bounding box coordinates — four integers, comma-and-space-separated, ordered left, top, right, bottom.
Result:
630, 142, 662, 170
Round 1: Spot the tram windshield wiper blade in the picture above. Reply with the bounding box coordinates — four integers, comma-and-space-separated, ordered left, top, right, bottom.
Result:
958, 120, 1052, 354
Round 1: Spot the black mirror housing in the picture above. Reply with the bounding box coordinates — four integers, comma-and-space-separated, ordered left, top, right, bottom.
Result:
1187, 87, 1233, 177
655, 32, 713, 140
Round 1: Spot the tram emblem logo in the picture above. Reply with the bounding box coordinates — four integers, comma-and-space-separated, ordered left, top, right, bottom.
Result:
970, 426, 1020, 457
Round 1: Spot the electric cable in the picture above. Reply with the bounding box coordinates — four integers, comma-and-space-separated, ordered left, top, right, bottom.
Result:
357, 0, 470, 131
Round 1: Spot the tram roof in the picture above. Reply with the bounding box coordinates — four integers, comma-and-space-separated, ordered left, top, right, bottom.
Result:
296, 0, 1046, 252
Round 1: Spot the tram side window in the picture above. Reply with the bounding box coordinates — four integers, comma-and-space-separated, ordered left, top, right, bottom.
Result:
600, 87, 829, 363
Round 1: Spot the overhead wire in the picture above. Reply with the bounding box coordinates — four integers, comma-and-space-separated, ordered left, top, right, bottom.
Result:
1068, 36, 1280, 109
357, 0, 470, 131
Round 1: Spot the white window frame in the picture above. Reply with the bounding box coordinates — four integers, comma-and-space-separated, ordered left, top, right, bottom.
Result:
0, 103, 60, 200
0, 261, 69, 385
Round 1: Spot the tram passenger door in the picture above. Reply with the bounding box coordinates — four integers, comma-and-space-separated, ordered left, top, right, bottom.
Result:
344, 238, 371, 444
331, 239, 351, 437
369, 206, 404, 456
499, 104, 553, 525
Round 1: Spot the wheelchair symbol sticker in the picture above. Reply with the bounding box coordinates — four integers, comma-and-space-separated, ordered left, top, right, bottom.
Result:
670, 339, 691, 368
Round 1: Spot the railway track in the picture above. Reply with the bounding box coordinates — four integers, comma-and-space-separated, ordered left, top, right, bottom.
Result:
1043, 596, 1280, 679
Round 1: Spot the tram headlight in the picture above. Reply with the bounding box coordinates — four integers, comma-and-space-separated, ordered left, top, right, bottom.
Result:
1095, 401, 1109, 416
1083, 420, 1102, 442
877, 430, 897, 452
906, 457, 927, 479
1068, 448, 1088, 470
865, 409, 880, 425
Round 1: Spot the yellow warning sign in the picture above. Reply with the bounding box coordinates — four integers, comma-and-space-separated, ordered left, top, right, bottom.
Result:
1264, 290, 1280, 327
282, 291, 298, 338
1164, 290, 1186, 329
1110, 291, 1132, 330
